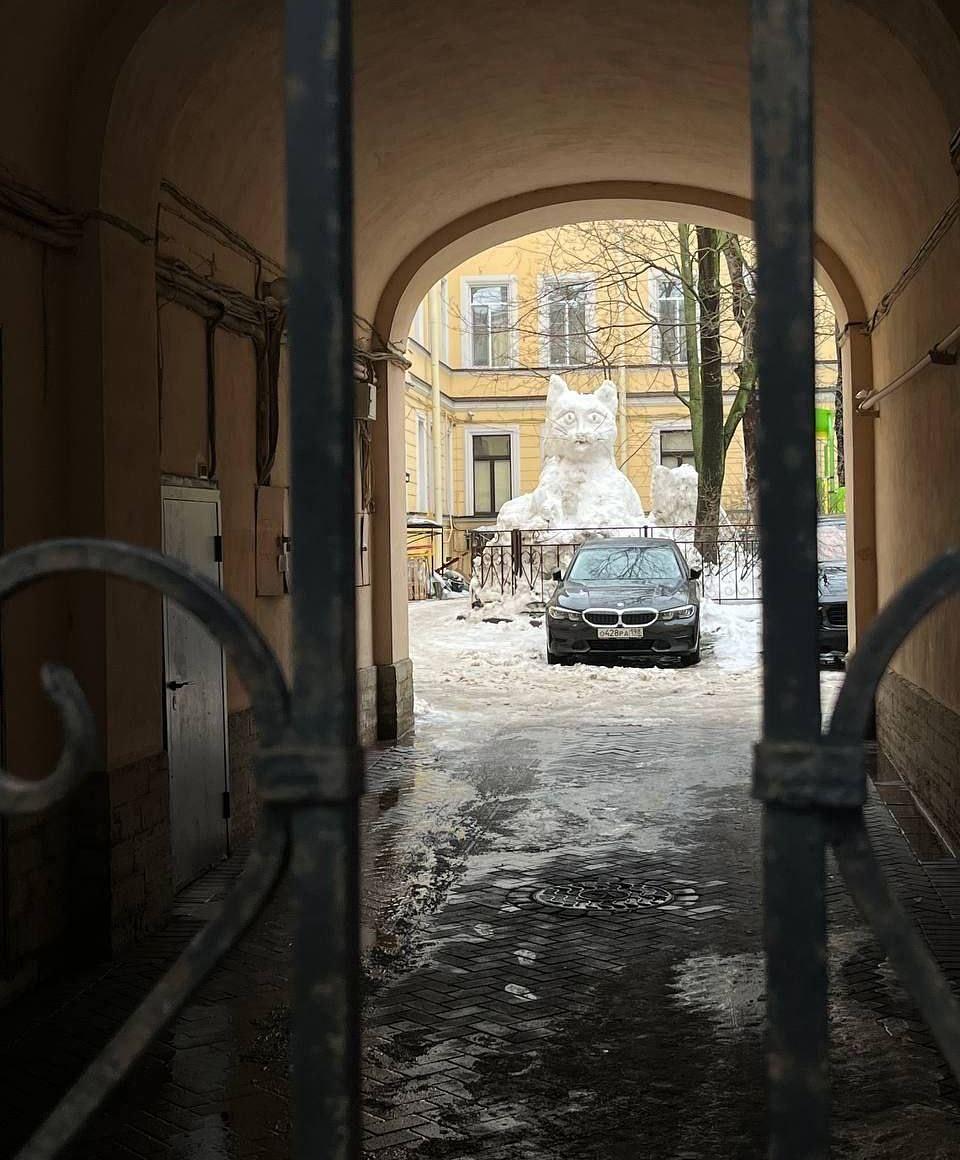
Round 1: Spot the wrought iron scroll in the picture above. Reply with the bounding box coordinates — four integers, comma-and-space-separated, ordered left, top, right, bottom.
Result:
0, 540, 291, 1160
4, 0, 361, 1156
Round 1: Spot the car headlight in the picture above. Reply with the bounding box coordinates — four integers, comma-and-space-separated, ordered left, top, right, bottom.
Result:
547, 606, 582, 621
659, 605, 696, 622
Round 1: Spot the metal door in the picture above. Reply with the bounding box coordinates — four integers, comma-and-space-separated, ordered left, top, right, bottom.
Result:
161, 485, 229, 889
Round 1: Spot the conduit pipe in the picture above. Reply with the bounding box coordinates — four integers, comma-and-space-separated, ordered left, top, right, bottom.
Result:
428, 283, 444, 547
857, 321, 960, 412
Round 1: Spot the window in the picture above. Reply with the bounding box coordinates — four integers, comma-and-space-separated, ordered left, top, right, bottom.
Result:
653, 276, 687, 363
467, 281, 513, 367
660, 428, 696, 469
416, 413, 432, 511
472, 433, 512, 515
542, 277, 590, 366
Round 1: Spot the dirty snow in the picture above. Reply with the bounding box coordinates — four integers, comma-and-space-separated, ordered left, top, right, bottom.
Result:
409, 592, 844, 742
409, 594, 763, 738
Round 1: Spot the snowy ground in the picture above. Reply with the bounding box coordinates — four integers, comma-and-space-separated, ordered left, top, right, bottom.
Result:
409, 594, 843, 743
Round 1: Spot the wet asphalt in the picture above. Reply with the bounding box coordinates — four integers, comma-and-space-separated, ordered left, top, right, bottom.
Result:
3, 643, 960, 1159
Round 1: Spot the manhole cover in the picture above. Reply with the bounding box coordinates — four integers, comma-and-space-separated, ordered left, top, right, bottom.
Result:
533, 879, 675, 911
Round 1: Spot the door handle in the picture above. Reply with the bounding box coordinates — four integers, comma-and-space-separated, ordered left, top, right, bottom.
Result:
167, 680, 191, 691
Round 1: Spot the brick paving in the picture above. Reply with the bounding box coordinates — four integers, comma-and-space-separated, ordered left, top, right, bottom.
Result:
4, 682, 960, 1158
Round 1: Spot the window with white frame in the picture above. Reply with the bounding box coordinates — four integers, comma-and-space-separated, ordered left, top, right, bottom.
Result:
652, 275, 687, 364
471, 433, 513, 516
416, 413, 432, 511
542, 276, 590, 366
659, 427, 696, 469
466, 281, 513, 368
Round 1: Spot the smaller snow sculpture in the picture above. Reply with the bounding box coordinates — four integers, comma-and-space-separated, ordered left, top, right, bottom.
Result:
650, 463, 730, 529
650, 463, 700, 527
497, 375, 647, 531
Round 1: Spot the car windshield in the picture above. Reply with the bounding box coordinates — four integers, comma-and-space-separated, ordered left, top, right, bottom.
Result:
567, 544, 682, 582
817, 520, 847, 563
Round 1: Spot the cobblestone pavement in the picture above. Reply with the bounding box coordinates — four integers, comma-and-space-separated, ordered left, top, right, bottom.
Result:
4, 660, 960, 1159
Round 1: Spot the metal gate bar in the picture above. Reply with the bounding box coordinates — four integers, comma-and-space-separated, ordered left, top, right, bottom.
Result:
285, 0, 361, 1157
750, 1, 828, 1156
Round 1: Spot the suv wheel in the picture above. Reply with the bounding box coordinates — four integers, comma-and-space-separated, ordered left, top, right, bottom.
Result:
678, 643, 702, 667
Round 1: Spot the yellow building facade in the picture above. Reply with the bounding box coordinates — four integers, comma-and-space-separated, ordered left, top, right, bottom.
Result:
404, 223, 839, 573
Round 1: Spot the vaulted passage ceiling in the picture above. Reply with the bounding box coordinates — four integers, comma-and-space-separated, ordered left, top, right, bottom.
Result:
4, 1, 960, 343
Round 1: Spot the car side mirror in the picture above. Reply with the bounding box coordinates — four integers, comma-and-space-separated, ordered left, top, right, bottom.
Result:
552, 569, 563, 582
689, 568, 702, 581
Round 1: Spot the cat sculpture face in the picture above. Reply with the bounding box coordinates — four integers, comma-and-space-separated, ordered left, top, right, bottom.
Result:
542, 375, 619, 461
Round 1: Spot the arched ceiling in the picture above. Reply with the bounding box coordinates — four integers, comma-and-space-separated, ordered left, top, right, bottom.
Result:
3, 1, 960, 348
355, 0, 960, 331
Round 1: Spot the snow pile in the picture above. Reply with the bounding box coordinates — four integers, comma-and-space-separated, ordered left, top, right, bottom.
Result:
408, 596, 762, 739
651, 464, 699, 527
650, 464, 731, 529
699, 599, 762, 672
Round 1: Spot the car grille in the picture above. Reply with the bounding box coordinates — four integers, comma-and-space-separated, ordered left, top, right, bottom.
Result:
824, 605, 847, 628
622, 610, 659, 627
583, 608, 659, 628
584, 611, 619, 626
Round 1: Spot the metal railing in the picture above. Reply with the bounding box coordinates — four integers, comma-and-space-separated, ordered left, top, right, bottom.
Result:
469, 524, 761, 604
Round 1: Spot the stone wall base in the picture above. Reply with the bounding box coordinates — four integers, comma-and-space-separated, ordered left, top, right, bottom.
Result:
358, 665, 379, 746
109, 750, 172, 951
228, 708, 259, 843
376, 659, 414, 741
877, 670, 960, 853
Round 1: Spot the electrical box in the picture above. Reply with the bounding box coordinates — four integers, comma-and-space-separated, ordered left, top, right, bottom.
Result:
354, 380, 376, 421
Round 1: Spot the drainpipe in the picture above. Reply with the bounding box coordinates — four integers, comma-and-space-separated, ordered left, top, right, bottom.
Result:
429, 283, 444, 567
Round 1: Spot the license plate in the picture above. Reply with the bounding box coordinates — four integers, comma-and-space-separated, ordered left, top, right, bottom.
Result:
597, 626, 644, 639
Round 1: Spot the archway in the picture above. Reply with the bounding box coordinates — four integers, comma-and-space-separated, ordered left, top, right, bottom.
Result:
368, 185, 877, 738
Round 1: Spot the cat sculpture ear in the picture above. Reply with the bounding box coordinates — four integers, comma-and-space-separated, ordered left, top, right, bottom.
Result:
594, 380, 619, 416
546, 374, 569, 410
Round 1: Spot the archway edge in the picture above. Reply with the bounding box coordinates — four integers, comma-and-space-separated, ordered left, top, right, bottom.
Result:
373, 180, 867, 346
369, 178, 877, 693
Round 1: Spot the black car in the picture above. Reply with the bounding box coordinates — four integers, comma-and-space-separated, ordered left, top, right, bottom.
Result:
546, 537, 702, 666
817, 516, 848, 664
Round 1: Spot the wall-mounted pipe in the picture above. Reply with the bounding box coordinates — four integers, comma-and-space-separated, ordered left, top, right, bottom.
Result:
428, 284, 444, 529
857, 320, 960, 412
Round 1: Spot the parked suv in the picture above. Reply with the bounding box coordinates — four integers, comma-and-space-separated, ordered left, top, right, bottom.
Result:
546, 537, 701, 666
817, 515, 848, 664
